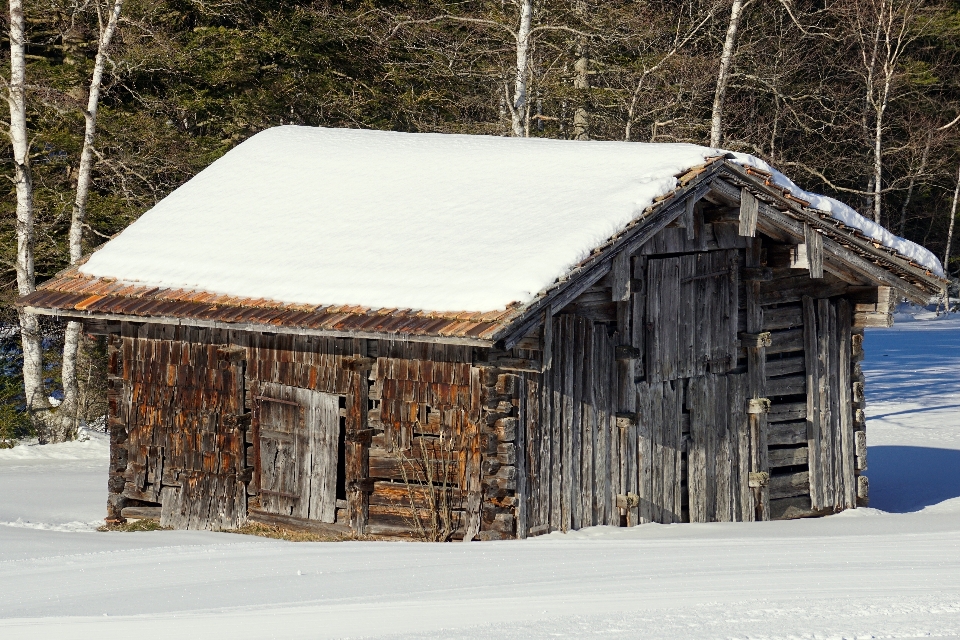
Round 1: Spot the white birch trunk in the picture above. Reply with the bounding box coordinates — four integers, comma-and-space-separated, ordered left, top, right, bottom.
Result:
898, 131, 932, 235
944, 162, 960, 308
7, 0, 49, 426
59, 0, 125, 440
710, 0, 745, 148
871, 72, 893, 224
511, 0, 533, 137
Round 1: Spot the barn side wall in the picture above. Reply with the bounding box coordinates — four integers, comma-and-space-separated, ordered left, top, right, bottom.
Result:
105, 324, 521, 539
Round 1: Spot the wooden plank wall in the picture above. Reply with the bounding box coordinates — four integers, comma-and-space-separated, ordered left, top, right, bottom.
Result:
106, 324, 247, 530
365, 342, 481, 539
518, 315, 620, 535
686, 373, 751, 522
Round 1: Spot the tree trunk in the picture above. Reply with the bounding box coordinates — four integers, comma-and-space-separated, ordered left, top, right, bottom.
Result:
572, 45, 589, 141
710, 0, 746, 148
511, 0, 533, 137
59, 0, 125, 440
898, 131, 932, 236
871, 72, 893, 224
8, 0, 50, 428
944, 161, 960, 310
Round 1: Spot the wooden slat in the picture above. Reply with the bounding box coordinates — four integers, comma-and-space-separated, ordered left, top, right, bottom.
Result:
803, 296, 824, 510
769, 471, 810, 500
838, 299, 856, 509
769, 446, 809, 468
739, 188, 759, 237
766, 356, 805, 378
804, 223, 824, 279
768, 420, 807, 446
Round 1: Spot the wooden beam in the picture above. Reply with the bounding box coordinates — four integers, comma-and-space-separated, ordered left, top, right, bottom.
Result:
739, 187, 759, 237
612, 251, 631, 302
683, 196, 696, 241
745, 201, 932, 304
804, 223, 824, 279
22, 307, 495, 347
718, 164, 944, 293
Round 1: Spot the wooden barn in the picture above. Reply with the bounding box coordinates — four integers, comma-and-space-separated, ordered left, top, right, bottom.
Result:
21, 127, 945, 540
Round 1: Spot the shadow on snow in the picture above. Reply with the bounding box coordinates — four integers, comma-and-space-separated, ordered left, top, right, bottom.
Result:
868, 445, 960, 513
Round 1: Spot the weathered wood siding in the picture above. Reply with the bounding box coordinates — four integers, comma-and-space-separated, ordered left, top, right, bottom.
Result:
106, 324, 247, 530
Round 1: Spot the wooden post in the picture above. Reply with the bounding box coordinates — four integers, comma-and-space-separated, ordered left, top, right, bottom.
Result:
344, 357, 372, 534
739, 188, 759, 237
804, 223, 824, 279
744, 238, 769, 520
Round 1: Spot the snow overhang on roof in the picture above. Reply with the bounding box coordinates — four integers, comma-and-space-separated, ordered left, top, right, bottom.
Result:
20, 126, 947, 344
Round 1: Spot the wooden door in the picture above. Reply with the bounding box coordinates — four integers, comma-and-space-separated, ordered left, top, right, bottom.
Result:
645, 250, 739, 383
639, 250, 743, 523
253, 383, 340, 522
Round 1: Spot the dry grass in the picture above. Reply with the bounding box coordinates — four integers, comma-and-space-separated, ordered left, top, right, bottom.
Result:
225, 522, 401, 542
223, 522, 364, 542
98, 519, 170, 532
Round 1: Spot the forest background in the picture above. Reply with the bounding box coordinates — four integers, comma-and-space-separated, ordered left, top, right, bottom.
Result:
1, 0, 959, 443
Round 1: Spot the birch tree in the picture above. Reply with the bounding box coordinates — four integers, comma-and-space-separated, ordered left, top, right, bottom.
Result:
5, 0, 49, 426
851, 0, 923, 224
710, 0, 751, 147
509, 0, 534, 137
944, 161, 959, 295
59, 0, 125, 440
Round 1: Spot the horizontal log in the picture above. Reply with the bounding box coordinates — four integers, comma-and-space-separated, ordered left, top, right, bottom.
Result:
247, 509, 352, 535
769, 495, 830, 520
766, 328, 804, 355
768, 446, 809, 468
369, 481, 463, 510
763, 305, 803, 331
768, 402, 806, 423
490, 357, 542, 373
769, 471, 810, 500
766, 356, 805, 378
767, 420, 807, 446
368, 449, 461, 485
766, 374, 805, 397
853, 311, 893, 328
757, 274, 850, 306
367, 503, 466, 539
120, 506, 161, 520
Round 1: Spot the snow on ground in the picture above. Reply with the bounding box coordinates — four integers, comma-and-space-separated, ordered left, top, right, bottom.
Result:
1, 315, 959, 639
78, 127, 943, 315
0, 429, 108, 532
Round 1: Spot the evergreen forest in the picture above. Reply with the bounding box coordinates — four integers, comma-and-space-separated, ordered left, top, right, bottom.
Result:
2, 0, 959, 442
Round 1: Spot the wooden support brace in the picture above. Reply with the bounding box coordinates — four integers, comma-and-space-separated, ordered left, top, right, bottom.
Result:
748, 472, 770, 488
615, 345, 642, 360
683, 196, 696, 241
747, 398, 771, 414
739, 188, 759, 237
804, 223, 824, 279
612, 251, 631, 302
616, 493, 640, 509
739, 332, 773, 348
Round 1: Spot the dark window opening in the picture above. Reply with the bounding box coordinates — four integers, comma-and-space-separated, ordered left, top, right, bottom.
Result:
336, 414, 347, 501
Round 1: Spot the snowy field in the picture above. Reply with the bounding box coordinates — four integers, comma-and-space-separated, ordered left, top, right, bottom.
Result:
1, 314, 959, 639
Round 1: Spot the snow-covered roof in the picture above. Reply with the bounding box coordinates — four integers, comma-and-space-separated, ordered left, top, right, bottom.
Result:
76, 126, 943, 314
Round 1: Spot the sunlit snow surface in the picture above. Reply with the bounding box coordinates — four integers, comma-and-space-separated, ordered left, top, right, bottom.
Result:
77, 127, 943, 315
1, 312, 959, 639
